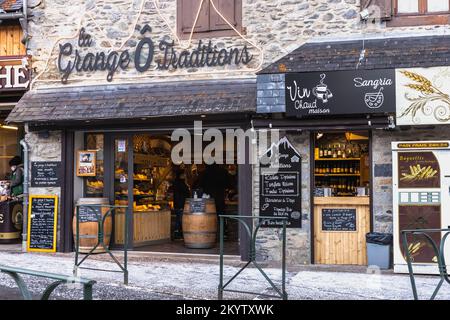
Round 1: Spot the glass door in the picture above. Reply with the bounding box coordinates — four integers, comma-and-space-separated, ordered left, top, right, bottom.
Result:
112, 136, 133, 248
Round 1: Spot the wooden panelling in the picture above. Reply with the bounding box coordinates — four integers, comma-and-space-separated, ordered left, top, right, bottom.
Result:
314, 197, 370, 265
0, 25, 25, 56
115, 210, 171, 245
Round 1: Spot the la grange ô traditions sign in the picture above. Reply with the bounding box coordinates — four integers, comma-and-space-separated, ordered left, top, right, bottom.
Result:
58, 25, 253, 83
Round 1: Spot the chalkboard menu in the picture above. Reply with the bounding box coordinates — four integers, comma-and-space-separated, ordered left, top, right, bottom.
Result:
78, 206, 102, 223
322, 208, 356, 231
27, 195, 58, 252
189, 199, 206, 213
31, 162, 62, 187
259, 137, 302, 228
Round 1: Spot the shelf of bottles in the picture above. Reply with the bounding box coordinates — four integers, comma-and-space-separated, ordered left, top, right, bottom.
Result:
315, 142, 362, 196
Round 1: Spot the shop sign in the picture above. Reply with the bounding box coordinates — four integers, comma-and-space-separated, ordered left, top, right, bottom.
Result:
285, 69, 396, 117
57, 26, 253, 83
27, 195, 58, 253
397, 142, 450, 149
0, 56, 30, 91
397, 152, 440, 189
259, 137, 302, 228
396, 67, 450, 126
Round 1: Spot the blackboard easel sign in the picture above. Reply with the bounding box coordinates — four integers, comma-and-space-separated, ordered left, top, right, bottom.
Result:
27, 195, 58, 253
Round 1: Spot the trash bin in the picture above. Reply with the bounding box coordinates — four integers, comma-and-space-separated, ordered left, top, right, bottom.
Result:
366, 232, 393, 269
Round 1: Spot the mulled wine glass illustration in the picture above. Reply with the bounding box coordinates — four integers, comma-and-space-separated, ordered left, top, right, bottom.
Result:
364, 87, 384, 109
312, 74, 333, 103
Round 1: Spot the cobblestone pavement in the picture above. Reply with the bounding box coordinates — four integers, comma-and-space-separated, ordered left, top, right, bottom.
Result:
0, 251, 449, 300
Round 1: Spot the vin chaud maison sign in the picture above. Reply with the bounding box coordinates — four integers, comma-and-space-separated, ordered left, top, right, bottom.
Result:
285, 69, 396, 117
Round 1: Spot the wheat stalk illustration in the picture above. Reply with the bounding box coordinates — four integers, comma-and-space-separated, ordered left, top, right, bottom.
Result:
399, 70, 450, 122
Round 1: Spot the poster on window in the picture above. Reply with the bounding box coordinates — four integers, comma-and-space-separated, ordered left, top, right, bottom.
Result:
76, 150, 96, 177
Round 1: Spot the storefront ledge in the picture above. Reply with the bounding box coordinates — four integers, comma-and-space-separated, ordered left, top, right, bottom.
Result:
102, 250, 244, 266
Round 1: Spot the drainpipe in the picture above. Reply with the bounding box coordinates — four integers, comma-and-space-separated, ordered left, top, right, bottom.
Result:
20, 139, 29, 252
20, 0, 28, 45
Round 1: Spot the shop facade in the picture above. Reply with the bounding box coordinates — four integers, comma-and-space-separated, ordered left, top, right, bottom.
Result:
5, 0, 450, 266
254, 34, 450, 268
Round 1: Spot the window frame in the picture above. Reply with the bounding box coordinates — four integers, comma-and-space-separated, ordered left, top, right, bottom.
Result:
177, 0, 244, 39
388, 0, 450, 27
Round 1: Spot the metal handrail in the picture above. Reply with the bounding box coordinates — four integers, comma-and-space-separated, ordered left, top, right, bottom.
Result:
218, 215, 288, 300
401, 228, 450, 300
73, 204, 129, 285
0, 265, 96, 300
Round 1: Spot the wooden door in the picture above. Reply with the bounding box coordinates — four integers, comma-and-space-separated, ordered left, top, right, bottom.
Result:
314, 197, 370, 265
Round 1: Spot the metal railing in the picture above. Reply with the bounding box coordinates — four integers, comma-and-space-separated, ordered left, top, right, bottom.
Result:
402, 228, 450, 300
73, 204, 129, 285
0, 265, 96, 300
218, 215, 288, 300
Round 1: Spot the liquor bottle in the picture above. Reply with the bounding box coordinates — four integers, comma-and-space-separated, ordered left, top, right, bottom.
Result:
332, 145, 337, 158
342, 144, 347, 158
337, 144, 342, 158
347, 144, 353, 158
327, 145, 332, 158
319, 146, 324, 158
349, 164, 354, 174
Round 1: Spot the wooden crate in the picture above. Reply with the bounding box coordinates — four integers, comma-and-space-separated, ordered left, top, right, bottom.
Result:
115, 210, 171, 245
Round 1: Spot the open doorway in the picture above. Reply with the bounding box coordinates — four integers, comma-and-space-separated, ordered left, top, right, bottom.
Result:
312, 131, 372, 265
82, 132, 240, 255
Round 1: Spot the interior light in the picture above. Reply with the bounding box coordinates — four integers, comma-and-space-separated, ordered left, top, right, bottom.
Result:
0, 125, 18, 130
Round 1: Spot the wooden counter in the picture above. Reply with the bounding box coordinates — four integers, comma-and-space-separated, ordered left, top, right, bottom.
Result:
114, 209, 171, 245
313, 196, 370, 265
314, 196, 370, 206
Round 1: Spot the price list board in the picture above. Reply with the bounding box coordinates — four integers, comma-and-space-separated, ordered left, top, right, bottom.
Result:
27, 195, 58, 253
259, 137, 302, 228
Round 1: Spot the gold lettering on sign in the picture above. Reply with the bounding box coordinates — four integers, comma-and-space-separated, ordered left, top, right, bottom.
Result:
398, 143, 449, 149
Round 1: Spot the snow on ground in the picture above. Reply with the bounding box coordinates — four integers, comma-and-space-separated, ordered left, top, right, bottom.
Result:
0, 251, 449, 300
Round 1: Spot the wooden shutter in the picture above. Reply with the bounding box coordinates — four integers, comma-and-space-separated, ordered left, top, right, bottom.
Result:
209, 0, 238, 31
180, 0, 210, 33
361, 0, 393, 20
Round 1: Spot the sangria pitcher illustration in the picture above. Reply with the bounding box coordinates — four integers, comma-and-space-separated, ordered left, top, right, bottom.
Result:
312, 74, 333, 103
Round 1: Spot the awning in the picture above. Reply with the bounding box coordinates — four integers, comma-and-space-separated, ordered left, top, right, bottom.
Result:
259, 35, 450, 74
7, 79, 256, 124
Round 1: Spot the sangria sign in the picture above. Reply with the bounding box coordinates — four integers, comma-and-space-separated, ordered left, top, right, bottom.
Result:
58, 25, 253, 83
285, 69, 396, 117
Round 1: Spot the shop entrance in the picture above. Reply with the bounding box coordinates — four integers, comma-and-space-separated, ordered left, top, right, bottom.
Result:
82, 132, 240, 255
312, 131, 372, 265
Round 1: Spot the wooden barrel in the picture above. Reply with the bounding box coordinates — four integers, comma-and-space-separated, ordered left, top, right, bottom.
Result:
182, 198, 217, 249
73, 198, 112, 254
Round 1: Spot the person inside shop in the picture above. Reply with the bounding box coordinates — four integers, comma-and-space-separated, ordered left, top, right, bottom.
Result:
200, 163, 231, 235
9, 156, 24, 198
172, 170, 190, 239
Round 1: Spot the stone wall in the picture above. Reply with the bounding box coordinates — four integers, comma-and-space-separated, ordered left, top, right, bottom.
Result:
254, 131, 311, 265
25, 131, 63, 250
27, 0, 449, 89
